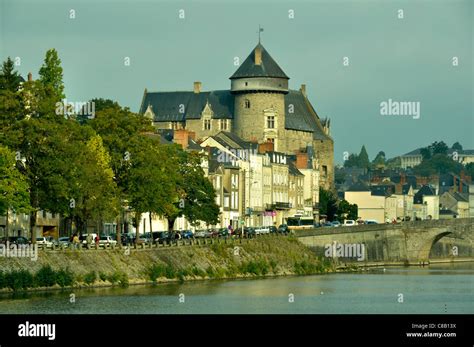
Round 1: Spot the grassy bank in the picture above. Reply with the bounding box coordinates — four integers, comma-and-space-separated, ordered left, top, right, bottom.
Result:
0, 236, 335, 292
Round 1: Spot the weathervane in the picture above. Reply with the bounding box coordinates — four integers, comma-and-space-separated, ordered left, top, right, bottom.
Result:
258, 25, 264, 43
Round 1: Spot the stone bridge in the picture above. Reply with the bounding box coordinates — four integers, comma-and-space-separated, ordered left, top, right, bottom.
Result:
295, 218, 474, 265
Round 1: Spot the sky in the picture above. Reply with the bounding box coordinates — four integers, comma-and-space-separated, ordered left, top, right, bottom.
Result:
1, 0, 472, 164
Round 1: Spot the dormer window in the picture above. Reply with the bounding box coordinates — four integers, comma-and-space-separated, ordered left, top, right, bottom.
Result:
204, 119, 211, 130
244, 99, 250, 109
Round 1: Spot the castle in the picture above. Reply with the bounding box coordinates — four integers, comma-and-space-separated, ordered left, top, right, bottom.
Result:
139, 42, 334, 190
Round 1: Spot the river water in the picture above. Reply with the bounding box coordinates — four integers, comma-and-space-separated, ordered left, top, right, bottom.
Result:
0, 263, 472, 314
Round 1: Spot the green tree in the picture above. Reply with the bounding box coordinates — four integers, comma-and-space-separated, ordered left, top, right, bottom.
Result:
413, 153, 464, 177
0, 145, 31, 217
319, 187, 338, 221
0, 57, 21, 92
429, 141, 448, 155
452, 142, 463, 151
358, 145, 370, 170
38, 49, 65, 101
336, 199, 358, 222
465, 163, 474, 180
420, 147, 432, 160
372, 151, 386, 169
344, 153, 359, 168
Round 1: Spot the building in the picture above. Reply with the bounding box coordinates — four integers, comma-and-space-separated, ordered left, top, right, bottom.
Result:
439, 191, 469, 218
413, 185, 439, 220
344, 182, 385, 223
139, 41, 334, 190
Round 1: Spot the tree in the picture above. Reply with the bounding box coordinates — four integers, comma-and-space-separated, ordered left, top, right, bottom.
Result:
420, 147, 431, 161
372, 151, 386, 169
0, 57, 21, 92
413, 153, 464, 177
358, 145, 370, 170
464, 163, 474, 180
319, 187, 338, 221
344, 153, 359, 168
0, 145, 31, 218
336, 199, 358, 222
429, 141, 448, 155
38, 49, 65, 101
452, 142, 463, 151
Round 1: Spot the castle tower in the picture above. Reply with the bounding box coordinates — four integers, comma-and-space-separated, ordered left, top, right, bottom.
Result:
230, 43, 289, 150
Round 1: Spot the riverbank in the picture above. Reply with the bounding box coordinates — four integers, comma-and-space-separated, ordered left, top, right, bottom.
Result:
0, 236, 336, 293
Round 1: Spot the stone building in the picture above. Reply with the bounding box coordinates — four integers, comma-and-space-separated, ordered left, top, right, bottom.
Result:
139, 41, 334, 190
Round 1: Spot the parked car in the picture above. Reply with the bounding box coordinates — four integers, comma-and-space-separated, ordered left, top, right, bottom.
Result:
331, 221, 341, 227
343, 220, 356, 226
365, 220, 378, 225
217, 228, 229, 237
58, 237, 70, 248
277, 224, 289, 233
81, 233, 98, 245
244, 227, 256, 238
254, 226, 270, 235
194, 230, 207, 238
154, 231, 170, 244
269, 226, 277, 233
181, 230, 194, 239
8, 236, 29, 245
36, 237, 53, 248
322, 222, 334, 227
99, 236, 117, 247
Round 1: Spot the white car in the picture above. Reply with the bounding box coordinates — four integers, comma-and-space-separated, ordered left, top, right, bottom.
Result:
81, 233, 98, 244
254, 227, 270, 235
99, 236, 117, 247
36, 237, 53, 248
343, 220, 356, 226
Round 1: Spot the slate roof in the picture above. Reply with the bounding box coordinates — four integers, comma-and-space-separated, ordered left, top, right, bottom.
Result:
347, 181, 370, 192
288, 162, 304, 176
140, 90, 234, 121
140, 89, 329, 140
414, 185, 437, 204
370, 185, 395, 197
230, 43, 289, 80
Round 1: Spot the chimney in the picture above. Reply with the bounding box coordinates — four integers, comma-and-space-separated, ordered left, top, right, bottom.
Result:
295, 151, 309, 169
258, 141, 274, 154
28, 72, 32, 82
193, 81, 201, 94
174, 129, 189, 149
459, 174, 463, 193
400, 172, 406, 185
300, 84, 306, 96
254, 45, 262, 66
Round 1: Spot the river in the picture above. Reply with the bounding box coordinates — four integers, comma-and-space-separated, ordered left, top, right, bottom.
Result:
0, 262, 472, 314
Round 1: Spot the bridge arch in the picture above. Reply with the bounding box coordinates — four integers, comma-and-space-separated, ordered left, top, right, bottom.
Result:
416, 231, 453, 264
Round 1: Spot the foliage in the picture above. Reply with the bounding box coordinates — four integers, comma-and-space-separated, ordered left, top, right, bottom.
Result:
34, 265, 57, 287
319, 187, 338, 221
336, 199, 358, 222
38, 49, 65, 101
0, 145, 31, 215
83, 271, 97, 285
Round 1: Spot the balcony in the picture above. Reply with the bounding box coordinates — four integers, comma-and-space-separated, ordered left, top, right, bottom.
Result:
266, 202, 292, 210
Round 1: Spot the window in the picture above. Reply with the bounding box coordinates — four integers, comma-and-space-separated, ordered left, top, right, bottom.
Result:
244, 99, 250, 109
322, 165, 328, 177
224, 197, 230, 208
220, 119, 228, 130
267, 116, 275, 129
266, 138, 274, 143
204, 119, 211, 130
245, 82, 248, 86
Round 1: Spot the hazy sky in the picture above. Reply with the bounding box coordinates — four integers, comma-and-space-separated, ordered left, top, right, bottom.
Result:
1, 0, 472, 163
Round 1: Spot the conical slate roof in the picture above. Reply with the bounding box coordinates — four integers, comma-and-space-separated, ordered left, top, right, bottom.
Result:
230, 43, 289, 80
